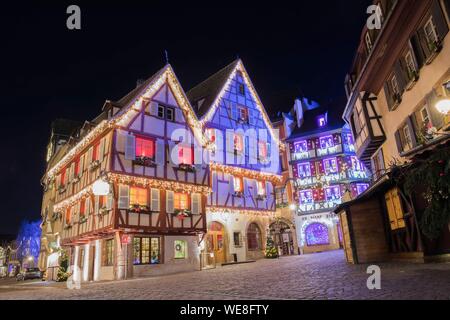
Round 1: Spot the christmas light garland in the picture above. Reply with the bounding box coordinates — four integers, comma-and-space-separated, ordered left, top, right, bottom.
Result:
206, 207, 275, 218
210, 163, 283, 183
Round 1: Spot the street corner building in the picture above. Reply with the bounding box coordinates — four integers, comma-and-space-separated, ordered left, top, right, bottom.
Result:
334, 0, 450, 264
282, 98, 371, 255
38, 60, 287, 281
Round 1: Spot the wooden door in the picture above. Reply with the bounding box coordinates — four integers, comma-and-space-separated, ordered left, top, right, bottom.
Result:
208, 222, 226, 265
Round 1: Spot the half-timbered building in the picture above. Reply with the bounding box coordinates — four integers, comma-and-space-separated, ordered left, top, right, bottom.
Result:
39, 65, 210, 281
187, 60, 283, 265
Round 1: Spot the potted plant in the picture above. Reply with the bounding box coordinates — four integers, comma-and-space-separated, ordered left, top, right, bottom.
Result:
89, 160, 101, 171
173, 209, 192, 220
178, 163, 196, 173
79, 216, 88, 224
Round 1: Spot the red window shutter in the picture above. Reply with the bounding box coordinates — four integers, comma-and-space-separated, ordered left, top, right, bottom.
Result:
93, 143, 99, 161
80, 199, 85, 216
74, 158, 80, 176
61, 169, 66, 185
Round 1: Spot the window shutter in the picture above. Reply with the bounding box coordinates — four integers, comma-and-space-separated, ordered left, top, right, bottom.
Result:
155, 140, 165, 165
191, 193, 200, 215
166, 190, 174, 214
384, 82, 394, 111
194, 142, 203, 168
175, 108, 184, 122
392, 189, 406, 229
150, 189, 160, 212
125, 134, 136, 160
252, 180, 258, 197
99, 138, 105, 162
106, 193, 113, 210
94, 196, 99, 214
226, 131, 235, 163
394, 130, 403, 154
215, 129, 224, 154
85, 197, 91, 215
410, 34, 426, 68
79, 155, 84, 176
417, 27, 432, 59
118, 185, 129, 209
169, 141, 179, 165
229, 175, 235, 194
249, 109, 256, 125
394, 61, 407, 93
69, 163, 74, 181
432, 0, 450, 40
406, 116, 418, 148
87, 147, 93, 165
243, 178, 248, 196
150, 102, 159, 116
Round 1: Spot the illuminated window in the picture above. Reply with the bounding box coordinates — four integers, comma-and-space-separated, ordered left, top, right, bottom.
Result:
61, 169, 66, 185
133, 237, 160, 265
174, 240, 187, 259
305, 223, 329, 246
299, 190, 313, 204
65, 207, 71, 224
178, 145, 193, 165
99, 195, 107, 209
297, 163, 312, 178
351, 156, 363, 171
234, 134, 244, 153
345, 133, 354, 145
238, 83, 245, 95
157, 105, 165, 118
325, 186, 341, 201
424, 16, 438, 46
74, 158, 80, 176
319, 135, 334, 149
323, 158, 338, 174
130, 187, 147, 206
136, 137, 155, 159
317, 114, 327, 127
294, 141, 308, 153
174, 193, 188, 210
258, 141, 268, 159
257, 181, 266, 196
233, 177, 243, 192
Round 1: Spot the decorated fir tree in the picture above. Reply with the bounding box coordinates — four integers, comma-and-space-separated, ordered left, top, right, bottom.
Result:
264, 237, 279, 259
56, 250, 71, 282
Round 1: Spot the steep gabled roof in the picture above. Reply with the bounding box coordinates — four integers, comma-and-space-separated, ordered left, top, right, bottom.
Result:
186, 59, 240, 118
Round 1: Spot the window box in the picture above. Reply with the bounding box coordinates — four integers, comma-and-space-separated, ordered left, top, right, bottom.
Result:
64, 224, 72, 230
133, 156, 156, 167
129, 204, 150, 213
173, 209, 192, 220
233, 191, 244, 198
51, 212, 62, 222
89, 160, 101, 171
58, 185, 66, 194
71, 176, 80, 184
178, 163, 196, 173
256, 194, 266, 201
99, 207, 111, 216
405, 70, 419, 91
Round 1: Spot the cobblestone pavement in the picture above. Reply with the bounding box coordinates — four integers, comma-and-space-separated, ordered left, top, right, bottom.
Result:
0, 251, 449, 300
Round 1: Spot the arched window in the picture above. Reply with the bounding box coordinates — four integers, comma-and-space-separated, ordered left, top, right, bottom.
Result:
305, 223, 329, 246
247, 223, 262, 250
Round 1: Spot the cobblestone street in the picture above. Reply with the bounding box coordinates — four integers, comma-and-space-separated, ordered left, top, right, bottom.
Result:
1, 251, 449, 300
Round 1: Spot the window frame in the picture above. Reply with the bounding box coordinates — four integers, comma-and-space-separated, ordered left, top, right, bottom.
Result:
135, 136, 156, 159
166, 107, 175, 122
130, 187, 148, 207
103, 239, 114, 267
133, 236, 161, 265
174, 193, 189, 210
424, 16, 438, 45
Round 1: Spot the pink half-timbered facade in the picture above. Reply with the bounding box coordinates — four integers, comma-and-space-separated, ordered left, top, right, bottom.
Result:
40, 65, 211, 281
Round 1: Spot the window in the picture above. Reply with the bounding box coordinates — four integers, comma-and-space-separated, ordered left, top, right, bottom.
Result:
174, 240, 187, 259
80, 199, 86, 216
390, 74, 400, 95
294, 141, 308, 153
166, 107, 175, 121
174, 193, 188, 210
257, 181, 266, 196
323, 158, 338, 174
130, 187, 147, 207
420, 106, 430, 124
305, 223, 329, 246
317, 114, 327, 127
233, 134, 244, 154
247, 223, 262, 251
299, 190, 313, 204
275, 187, 288, 205
325, 186, 341, 201
319, 135, 334, 149
207, 128, 216, 143
61, 169, 66, 186
424, 16, 438, 46
99, 195, 107, 209
297, 163, 312, 178
238, 83, 245, 95
237, 106, 248, 123
178, 145, 193, 165
356, 183, 370, 195
405, 51, 416, 77
233, 232, 242, 247
372, 148, 386, 180
351, 156, 363, 171
258, 141, 268, 159
157, 105, 165, 119
104, 239, 114, 266
365, 32, 373, 52
233, 177, 243, 192
136, 137, 155, 159
74, 158, 80, 176
401, 124, 413, 152
92, 143, 100, 162
385, 188, 406, 231
133, 237, 160, 265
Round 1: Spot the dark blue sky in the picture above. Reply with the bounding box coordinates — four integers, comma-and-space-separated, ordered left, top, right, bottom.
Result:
1, 0, 371, 234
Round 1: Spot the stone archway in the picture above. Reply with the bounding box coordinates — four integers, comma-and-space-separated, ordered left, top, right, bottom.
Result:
269, 219, 295, 256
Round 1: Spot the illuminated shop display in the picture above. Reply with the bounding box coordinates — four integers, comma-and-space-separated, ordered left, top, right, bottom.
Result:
305, 223, 330, 246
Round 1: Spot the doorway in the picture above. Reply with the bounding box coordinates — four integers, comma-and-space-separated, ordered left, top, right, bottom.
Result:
207, 222, 227, 265
269, 220, 295, 256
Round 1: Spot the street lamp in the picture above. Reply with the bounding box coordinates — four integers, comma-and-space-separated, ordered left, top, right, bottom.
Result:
92, 179, 110, 196
289, 204, 297, 211
435, 99, 450, 115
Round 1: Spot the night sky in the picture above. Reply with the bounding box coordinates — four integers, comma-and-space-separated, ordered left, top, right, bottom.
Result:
1, 0, 371, 234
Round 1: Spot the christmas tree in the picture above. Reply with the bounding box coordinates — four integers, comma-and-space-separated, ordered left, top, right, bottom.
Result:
264, 237, 279, 259
56, 250, 71, 282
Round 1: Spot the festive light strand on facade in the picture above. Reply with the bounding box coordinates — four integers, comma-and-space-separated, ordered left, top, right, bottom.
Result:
199, 60, 285, 151
53, 186, 93, 212
210, 163, 283, 183
107, 173, 212, 195
206, 207, 276, 218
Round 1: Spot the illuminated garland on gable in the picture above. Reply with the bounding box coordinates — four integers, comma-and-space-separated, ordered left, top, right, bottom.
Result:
210, 163, 283, 184
199, 60, 285, 151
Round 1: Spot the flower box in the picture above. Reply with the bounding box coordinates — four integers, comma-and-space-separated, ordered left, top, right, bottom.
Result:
178, 163, 196, 173
233, 191, 244, 198
256, 195, 267, 201
129, 204, 150, 213
89, 160, 101, 171
133, 156, 156, 167
173, 209, 192, 220
58, 185, 66, 194
99, 207, 111, 216
78, 216, 88, 224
